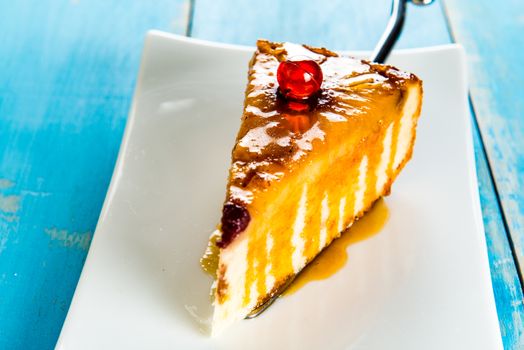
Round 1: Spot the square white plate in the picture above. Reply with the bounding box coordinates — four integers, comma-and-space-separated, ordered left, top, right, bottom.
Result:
56, 31, 502, 349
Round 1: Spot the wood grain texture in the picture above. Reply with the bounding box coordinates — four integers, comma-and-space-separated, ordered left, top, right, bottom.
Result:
0, 1, 190, 349
190, 0, 450, 50
443, 1, 524, 274
473, 113, 524, 349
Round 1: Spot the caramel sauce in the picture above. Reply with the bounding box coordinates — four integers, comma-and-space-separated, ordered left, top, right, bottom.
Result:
388, 117, 402, 180
302, 185, 321, 264
229, 40, 409, 206
200, 230, 220, 279
284, 198, 389, 295
364, 132, 384, 205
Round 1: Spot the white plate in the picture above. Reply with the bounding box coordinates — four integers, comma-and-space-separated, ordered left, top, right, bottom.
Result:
56, 31, 502, 349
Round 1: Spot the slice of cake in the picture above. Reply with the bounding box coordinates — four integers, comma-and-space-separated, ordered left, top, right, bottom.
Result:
209, 39, 422, 335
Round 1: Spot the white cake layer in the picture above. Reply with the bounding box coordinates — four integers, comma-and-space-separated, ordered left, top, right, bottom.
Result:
291, 185, 308, 272
212, 234, 250, 336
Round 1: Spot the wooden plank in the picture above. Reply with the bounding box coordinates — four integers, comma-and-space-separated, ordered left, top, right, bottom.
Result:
190, 0, 450, 50
189, 0, 522, 346
443, 1, 524, 273
0, 1, 190, 349
472, 113, 524, 349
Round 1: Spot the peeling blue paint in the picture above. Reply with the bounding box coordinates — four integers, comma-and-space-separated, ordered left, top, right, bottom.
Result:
44, 228, 92, 250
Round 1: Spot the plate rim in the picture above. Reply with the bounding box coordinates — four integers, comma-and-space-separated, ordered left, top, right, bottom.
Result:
57, 30, 502, 349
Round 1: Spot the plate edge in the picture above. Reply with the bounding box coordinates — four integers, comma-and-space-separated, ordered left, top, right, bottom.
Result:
146, 29, 464, 58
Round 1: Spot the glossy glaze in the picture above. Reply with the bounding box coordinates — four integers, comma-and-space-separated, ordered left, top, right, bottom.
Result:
227, 40, 416, 208
201, 230, 221, 278
285, 198, 389, 295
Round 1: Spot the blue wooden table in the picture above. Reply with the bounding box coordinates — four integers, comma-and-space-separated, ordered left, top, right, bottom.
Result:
1, 1, 523, 349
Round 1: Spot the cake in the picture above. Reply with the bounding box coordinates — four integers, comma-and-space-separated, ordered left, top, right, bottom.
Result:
207, 39, 423, 335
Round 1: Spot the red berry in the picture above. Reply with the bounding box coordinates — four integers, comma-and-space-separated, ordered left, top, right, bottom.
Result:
217, 202, 250, 248
277, 58, 323, 100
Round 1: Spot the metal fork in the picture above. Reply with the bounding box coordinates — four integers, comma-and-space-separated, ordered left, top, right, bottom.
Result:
246, 0, 434, 320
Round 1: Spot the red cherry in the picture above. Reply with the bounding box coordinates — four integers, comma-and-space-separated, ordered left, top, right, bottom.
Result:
277, 59, 323, 100
217, 202, 250, 248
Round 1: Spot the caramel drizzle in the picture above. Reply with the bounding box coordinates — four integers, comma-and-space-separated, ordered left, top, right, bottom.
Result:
243, 231, 267, 307
255, 234, 268, 302
363, 131, 385, 206
243, 200, 300, 307
285, 198, 389, 295
243, 238, 255, 307
269, 201, 298, 285
200, 231, 220, 278
239, 114, 403, 307
387, 118, 402, 186
301, 185, 321, 263
339, 155, 360, 238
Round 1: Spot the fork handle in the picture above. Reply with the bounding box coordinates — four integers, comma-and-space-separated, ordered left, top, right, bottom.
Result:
370, 0, 434, 63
